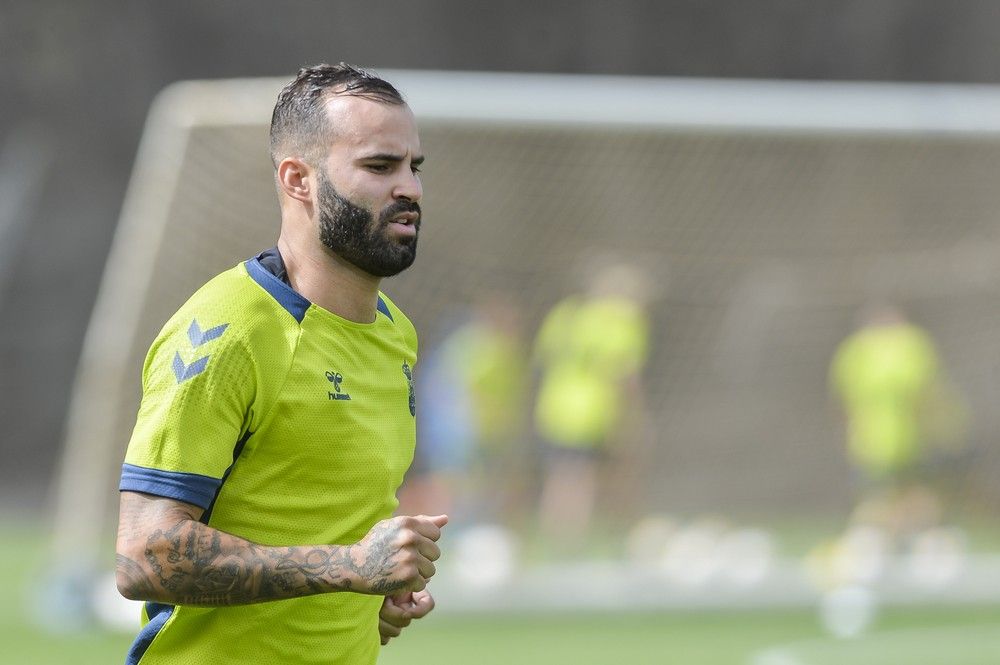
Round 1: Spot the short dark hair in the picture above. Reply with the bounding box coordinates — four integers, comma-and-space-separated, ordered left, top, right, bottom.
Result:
269, 62, 405, 167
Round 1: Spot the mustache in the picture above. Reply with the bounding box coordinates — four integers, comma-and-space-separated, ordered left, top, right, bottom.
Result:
379, 200, 422, 225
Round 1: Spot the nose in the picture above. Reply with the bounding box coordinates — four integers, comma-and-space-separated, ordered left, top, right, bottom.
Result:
393, 169, 422, 203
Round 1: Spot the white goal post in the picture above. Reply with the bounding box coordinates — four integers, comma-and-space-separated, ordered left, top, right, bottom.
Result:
47, 70, 1000, 619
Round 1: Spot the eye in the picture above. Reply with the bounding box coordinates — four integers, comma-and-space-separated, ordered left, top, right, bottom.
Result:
367, 163, 390, 173
410, 165, 422, 174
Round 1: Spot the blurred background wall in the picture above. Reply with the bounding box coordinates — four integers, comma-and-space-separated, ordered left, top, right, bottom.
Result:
4, 0, 1000, 512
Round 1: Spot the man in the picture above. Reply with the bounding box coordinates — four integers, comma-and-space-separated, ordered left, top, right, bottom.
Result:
402, 294, 528, 524
831, 304, 939, 485
829, 303, 963, 543
115, 63, 446, 664
533, 262, 650, 551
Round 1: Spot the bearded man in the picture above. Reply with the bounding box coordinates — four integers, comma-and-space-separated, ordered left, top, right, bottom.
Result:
115, 63, 446, 665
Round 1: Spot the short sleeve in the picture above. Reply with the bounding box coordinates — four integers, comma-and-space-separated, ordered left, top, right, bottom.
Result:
120, 313, 257, 509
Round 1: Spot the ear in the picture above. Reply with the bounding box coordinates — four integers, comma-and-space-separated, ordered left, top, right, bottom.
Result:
276, 157, 313, 204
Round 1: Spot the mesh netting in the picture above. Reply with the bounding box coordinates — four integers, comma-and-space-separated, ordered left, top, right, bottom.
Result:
55, 78, 1000, 566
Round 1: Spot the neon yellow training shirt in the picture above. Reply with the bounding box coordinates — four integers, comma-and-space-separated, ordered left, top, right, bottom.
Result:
533, 295, 649, 448
830, 322, 936, 475
119, 247, 418, 665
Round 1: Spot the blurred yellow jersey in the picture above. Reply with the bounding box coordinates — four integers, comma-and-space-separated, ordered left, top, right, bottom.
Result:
831, 322, 936, 474
533, 295, 648, 447
119, 247, 418, 664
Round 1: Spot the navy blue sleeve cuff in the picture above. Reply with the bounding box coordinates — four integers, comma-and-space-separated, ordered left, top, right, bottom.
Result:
119, 463, 222, 510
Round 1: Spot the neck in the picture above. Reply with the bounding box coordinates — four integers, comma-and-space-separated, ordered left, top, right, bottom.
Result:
276, 235, 381, 324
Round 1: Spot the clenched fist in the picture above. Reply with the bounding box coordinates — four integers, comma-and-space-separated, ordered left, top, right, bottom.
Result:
350, 514, 447, 595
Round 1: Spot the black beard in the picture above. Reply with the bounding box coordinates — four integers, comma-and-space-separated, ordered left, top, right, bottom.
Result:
316, 171, 420, 278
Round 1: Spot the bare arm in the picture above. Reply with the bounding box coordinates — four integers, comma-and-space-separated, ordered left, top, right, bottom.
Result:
116, 491, 446, 606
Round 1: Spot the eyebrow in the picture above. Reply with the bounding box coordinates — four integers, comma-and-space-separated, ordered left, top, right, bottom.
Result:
361, 153, 425, 166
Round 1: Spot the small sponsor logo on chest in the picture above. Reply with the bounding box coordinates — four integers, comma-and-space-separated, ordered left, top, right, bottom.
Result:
322, 362, 415, 415
325, 371, 352, 401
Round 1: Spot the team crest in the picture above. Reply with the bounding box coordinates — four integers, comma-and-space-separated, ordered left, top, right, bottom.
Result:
402, 361, 415, 416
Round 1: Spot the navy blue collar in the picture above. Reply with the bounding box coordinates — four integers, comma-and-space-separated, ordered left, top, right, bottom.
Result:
247, 247, 393, 323
256, 246, 290, 284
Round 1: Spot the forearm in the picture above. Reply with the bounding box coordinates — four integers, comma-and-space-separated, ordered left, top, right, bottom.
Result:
116, 493, 369, 606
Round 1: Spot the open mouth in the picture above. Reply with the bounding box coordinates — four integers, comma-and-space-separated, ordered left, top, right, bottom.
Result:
390, 211, 419, 226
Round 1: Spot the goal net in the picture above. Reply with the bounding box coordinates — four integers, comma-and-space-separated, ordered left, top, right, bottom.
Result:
49, 71, 1000, 616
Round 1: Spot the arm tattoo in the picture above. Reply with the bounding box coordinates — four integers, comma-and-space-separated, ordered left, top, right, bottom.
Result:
117, 493, 413, 606
136, 519, 356, 605
349, 521, 407, 595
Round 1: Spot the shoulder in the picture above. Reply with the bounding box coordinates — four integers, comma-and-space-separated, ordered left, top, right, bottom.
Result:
180, 260, 303, 331
377, 291, 418, 351
144, 261, 300, 382
544, 296, 581, 325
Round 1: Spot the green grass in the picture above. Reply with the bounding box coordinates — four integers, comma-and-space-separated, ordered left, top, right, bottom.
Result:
379, 607, 1000, 665
381, 609, 822, 665
4, 521, 999, 664
0, 523, 133, 663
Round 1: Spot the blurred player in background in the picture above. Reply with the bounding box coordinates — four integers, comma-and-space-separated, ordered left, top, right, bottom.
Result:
113, 64, 446, 664
402, 293, 529, 528
399, 295, 529, 588
825, 303, 968, 584
533, 262, 650, 553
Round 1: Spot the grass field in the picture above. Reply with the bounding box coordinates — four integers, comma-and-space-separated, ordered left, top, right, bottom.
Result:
4, 521, 1000, 664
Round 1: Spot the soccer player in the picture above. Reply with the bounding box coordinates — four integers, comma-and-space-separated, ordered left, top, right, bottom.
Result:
533, 262, 650, 551
114, 63, 446, 664
830, 304, 961, 543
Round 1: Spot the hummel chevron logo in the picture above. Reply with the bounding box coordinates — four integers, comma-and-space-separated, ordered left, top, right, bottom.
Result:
172, 318, 229, 383
188, 319, 229, 347
172, 352, 210, 383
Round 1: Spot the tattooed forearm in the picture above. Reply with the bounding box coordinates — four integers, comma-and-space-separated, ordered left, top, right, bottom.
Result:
116, 491, 427, 607
116, 492, 359, 606
136, 520, 356, 605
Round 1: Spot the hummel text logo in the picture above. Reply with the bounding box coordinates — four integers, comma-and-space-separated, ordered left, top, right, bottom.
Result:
326, 371, 352, 401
